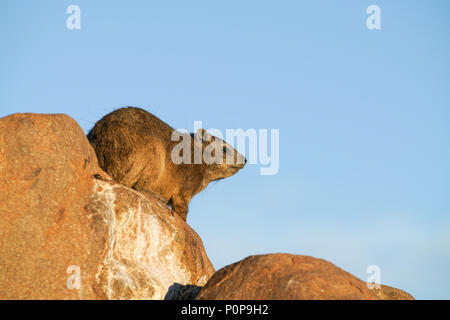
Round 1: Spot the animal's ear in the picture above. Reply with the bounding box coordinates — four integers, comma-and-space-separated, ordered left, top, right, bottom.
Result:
194, 128, 203, 143
195, 128, 210, 143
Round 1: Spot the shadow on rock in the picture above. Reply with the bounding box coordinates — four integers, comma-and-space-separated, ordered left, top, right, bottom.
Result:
164, 283, 203, 300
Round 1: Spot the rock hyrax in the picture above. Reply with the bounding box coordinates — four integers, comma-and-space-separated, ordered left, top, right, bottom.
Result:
87, 107, 246, 221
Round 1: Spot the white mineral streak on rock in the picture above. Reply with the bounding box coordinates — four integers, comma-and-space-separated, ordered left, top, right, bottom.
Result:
196, 274, 208, 286
93, 180, 191, 299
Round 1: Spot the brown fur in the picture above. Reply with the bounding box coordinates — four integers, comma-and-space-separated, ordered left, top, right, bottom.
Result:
87, 107, 246, 221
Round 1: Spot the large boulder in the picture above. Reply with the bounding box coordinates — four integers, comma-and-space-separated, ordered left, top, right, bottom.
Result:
0, 113, 214, 300
195, 254, 414, 300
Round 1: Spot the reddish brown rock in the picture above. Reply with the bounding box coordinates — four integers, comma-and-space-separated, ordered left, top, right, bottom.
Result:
375, 285, 415, 300
195, 254, 414, 300
0, 113, 214, 300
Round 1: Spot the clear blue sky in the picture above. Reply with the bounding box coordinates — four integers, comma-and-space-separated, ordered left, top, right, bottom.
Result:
1, 1, 449, 299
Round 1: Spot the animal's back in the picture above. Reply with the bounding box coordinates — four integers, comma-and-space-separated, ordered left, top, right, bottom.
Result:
87, 107, 172, 188
88, 106, 246, 221
91, 107, 173, 139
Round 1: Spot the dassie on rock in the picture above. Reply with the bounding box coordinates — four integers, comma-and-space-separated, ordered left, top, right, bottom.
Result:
87, 107, 246, 221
